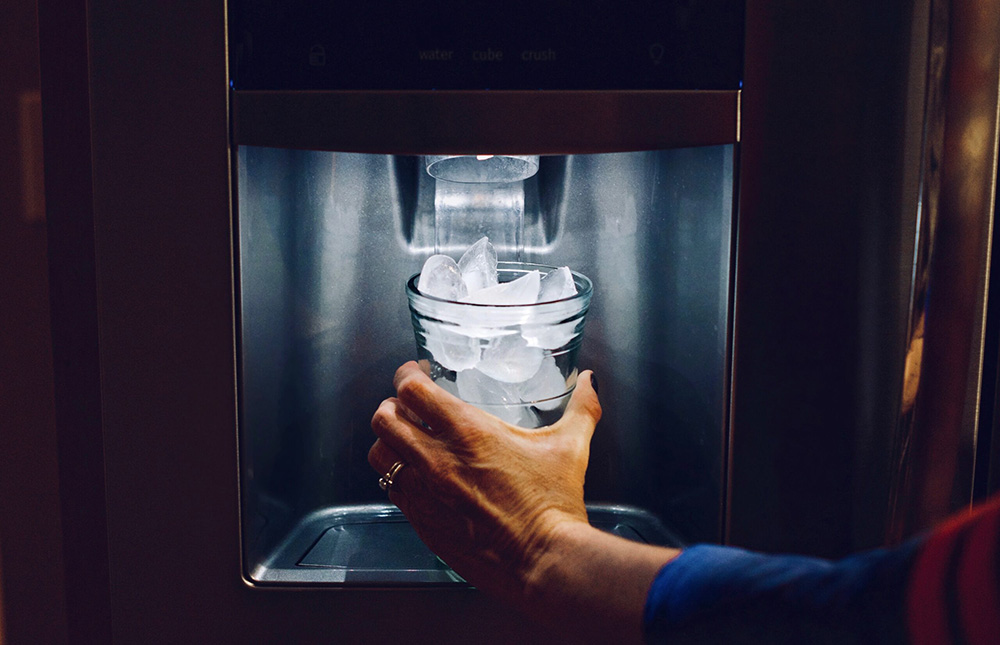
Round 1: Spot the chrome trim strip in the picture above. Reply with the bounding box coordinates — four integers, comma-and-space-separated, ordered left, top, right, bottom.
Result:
888, 0, 1000, 540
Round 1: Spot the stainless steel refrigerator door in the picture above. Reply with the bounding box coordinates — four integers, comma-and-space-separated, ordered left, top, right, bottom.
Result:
36, 0, 1000, 641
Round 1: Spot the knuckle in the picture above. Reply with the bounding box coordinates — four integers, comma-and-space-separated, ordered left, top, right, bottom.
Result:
393, 363, 410, 384
367, 441, 381, 468
371, 400, 395, 434
393, 361, 420, 387
587, 396, 603, 423
396, 374, 429, 402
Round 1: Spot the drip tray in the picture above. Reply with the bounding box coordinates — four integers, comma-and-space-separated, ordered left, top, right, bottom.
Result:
251, 503, 683, 585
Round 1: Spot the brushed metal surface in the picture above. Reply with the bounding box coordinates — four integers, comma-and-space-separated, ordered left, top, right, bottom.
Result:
887, 0, 1000, 539
237, 145, 735, 575
729, 0, 933, 556
729, 0, 1000, 557
231, 90, 740, 154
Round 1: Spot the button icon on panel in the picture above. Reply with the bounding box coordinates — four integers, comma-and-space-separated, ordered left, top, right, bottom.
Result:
472, 48, 504, 62
521, 48, 557, 62
309, 45, 326, 67
649, 43, 665, 65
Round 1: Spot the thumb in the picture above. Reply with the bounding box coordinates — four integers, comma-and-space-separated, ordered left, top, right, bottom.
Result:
558, 370, 602, 434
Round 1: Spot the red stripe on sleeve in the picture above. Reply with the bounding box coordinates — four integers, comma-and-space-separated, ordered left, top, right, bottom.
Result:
907, 510, 975, 645
957, 499, 1000, 645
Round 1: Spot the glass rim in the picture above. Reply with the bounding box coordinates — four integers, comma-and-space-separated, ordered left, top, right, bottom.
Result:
406, 261, 593, 308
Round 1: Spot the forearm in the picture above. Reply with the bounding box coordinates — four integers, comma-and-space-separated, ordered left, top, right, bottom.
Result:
517, 520, 919, 644
520, 519, 681, 643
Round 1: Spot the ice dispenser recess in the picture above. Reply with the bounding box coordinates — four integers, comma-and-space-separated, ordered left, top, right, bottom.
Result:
237, 142, 735, 585
231, 8, 741, 578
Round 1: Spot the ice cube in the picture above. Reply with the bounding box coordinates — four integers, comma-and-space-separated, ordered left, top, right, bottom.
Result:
423, 322, 482, 372
417, 255, 468, 301
521, 320, 578, 350
456, 368, 521, 405
485, 404, 538, 427
538, 266, 577, 302
456, 368, 538, 426
460, 270, 541, 305
516, 357, 569, 411
458, 236, 498, 294
435, 376, 461, 398
475, 334, 544, 383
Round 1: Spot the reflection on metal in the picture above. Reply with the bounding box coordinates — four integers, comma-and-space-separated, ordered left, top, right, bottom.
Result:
727, 0, 999, 558
888, 0, 1000, 541
18, 90, 45, 223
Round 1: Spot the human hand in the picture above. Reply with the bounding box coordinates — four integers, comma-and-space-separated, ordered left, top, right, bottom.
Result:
368, 360, 601, 601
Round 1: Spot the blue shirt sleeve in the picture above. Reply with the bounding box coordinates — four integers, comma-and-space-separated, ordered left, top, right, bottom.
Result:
644, 540, 923, 644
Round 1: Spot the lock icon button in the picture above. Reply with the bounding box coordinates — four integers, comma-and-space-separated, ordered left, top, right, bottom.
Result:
309, 45, 326, 67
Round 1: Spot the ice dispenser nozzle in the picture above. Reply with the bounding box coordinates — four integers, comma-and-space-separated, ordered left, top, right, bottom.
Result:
424, 155, 540, 183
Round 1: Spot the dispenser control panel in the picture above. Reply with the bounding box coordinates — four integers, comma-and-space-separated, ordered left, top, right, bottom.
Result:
229, 0, 744, 90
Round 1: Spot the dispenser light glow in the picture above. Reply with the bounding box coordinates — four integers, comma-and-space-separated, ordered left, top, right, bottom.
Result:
424, 154, 540, 183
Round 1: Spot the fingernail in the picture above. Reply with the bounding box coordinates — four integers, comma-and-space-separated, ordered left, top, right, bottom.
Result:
590, 373, 599, 395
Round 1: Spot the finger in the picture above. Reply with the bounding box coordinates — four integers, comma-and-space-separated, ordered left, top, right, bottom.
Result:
367, 439, 413, 510
394, 398, 426, 428
557, 370, 602, 438
370, 398, 434, 469
367, 438, 402, 475
392, 361, 485, 436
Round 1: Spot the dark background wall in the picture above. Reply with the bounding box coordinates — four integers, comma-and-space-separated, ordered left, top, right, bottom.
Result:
0, 0, 69, 642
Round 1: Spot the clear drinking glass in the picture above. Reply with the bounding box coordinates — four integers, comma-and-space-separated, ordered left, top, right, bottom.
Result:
407, 261, 593, 428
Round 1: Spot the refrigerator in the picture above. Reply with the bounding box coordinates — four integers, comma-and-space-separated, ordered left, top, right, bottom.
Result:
25, 0, 1000, 640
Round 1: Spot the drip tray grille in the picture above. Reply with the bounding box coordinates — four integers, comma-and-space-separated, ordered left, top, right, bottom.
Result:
251, 503, 682, 585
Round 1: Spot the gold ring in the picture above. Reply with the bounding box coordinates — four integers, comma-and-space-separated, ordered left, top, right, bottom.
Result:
378, 460, 406, 492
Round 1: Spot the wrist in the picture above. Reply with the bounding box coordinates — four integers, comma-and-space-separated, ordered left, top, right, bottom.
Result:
517, 517, 682, 642
518, 515, 596, 611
